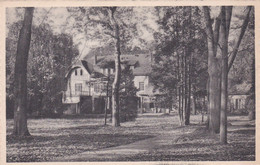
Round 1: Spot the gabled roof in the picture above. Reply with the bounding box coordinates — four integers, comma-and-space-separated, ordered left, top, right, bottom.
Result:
66, 45, 153, 78
229, 82, 251, 95
90, 71, 106, 79
84, 45, 149, 61
65, 60, 105, 79
84, 53, 152, 76
133, 66, 152, 76
81, 60, 94, 74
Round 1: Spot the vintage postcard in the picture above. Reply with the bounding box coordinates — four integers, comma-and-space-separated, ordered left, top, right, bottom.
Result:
0, 0, 259, 165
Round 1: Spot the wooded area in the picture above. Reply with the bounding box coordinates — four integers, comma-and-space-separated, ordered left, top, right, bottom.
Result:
6, 6, 255, 161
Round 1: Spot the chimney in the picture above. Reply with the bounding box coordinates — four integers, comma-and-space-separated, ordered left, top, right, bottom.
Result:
94, 55, 97, 65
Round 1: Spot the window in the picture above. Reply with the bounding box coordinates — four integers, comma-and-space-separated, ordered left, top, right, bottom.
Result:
235, 99, 240, 109
75, 83, 82, 92
80, 69, 83, 75
94, 83, 106, 93
75, 69, 77, 76
94, 84, 100, 92
130, 66, 135, 70
102, 83, 106, 92
139, 82, 144, 91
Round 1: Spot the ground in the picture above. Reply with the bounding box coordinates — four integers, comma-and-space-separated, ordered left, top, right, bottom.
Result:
6, 113, 255, 162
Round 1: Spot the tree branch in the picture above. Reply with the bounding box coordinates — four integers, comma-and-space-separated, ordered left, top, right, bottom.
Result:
228, 6, 252, 72
225, 6, 233, 40
203, 7, 215, 56
86, 14, 114, 31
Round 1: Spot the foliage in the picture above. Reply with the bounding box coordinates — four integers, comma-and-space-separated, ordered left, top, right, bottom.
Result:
228, 7, 255, 91
67, 7, 138, 51
68, 7, 146, 126
6, 21, 78, 118
152, 6, 207, 92
151, 7, 208, 123
119, 66, 138, 122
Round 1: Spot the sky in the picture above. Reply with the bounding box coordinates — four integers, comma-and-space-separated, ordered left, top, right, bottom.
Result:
6, 6, 249, 60
6, 7, 88, 59
6, 7, 159, 60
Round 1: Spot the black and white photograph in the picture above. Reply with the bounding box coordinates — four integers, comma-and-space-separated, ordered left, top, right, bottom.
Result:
2, 0, 258, 164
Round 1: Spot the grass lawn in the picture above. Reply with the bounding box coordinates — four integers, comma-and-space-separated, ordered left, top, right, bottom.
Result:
118, 116, 255, 161
6, 113, 255, 162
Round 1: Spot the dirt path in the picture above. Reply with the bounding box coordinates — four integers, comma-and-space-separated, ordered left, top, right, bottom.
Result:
50, 115, 255, 162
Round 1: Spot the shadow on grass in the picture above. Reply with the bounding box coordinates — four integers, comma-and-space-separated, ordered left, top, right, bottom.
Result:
123, 152, 254, 161
7, 133, 154, 146
120, 152, 217, 161
7, 135, 54, 144
7, 133, 154, 162
63, 125, 104, 130
25, 125, 109, 134
164, 142, 218, 149
228, 129, 255, 135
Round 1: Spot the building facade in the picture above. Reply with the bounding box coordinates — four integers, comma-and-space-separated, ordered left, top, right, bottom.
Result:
62, 60, 107, 114
62, 52, 161, 114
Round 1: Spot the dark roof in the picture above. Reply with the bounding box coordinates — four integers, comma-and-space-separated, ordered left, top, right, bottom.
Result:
81, 60, 94, 74
65, 60, 105, 79
85, 53, 152, 76
84, 45, 149, 61
121, 59, 137, 66
133, 65, 152, 76
96, 57, 114, 68
229, 83, 251, 95
67, 46, 153, 78
90, 71, 106, 79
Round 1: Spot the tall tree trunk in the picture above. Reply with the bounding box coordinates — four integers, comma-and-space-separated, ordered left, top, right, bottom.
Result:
104, 77, 109, 125
219, 7, 229, 144
184, 50, 188, 125
109, 7, 121, 127
13, 7, 34, 137
181, 85, 184, 125
185, 7, 192, 125
208, 56, 221, 134
177, 50, 182, 125
176, 22, 183, 126
206, 78, 210, 129
178, 87, 182, 125
177, 49, 182, 125
248, 57, 255, 120
192, 93, 197, 115
186, 54, 192, 125
181, 51, 185, 126
203, 7, 221, 134
219, 6, 250, 143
